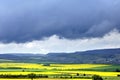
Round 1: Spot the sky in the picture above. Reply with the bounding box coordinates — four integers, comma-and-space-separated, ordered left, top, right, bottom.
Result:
0, 0, 120, 54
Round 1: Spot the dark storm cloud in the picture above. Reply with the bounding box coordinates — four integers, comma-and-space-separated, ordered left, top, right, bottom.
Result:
0, 0, 120, 43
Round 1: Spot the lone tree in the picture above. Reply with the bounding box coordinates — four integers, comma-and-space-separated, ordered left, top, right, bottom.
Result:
28, 73, 36, 80
117, 74, 120, 77
116, 69, 120, 72
76, 73, 79, 76
92, 75, 103, 80
43, 63, 50, 66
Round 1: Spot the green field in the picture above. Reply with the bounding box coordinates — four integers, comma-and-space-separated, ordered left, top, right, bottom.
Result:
0, 63, 119, 80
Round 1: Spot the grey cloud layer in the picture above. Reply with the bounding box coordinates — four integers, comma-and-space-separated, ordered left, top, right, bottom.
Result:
0, 0, 120, 43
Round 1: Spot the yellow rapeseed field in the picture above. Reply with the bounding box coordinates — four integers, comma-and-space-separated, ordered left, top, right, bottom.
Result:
0, 63, 42, 69
50, 64, 109, 69
0, 63, 109, 69
0, 63, 119, 77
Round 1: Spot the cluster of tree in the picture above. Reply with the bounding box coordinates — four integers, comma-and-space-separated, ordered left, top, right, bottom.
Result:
116, 69, 120, 72
92, 75, 103, 80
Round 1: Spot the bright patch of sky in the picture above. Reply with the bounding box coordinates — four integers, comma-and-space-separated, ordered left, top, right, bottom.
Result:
0, 29, 119, 54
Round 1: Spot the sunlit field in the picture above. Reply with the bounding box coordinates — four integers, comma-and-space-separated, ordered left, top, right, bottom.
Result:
0, 63, 120, 80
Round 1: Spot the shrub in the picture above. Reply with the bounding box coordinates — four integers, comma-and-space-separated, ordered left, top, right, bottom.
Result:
92, 75, 103, 80
28, 73, 36, 80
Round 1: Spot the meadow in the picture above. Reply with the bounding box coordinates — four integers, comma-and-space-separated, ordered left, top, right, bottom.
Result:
0, 63, 119, 80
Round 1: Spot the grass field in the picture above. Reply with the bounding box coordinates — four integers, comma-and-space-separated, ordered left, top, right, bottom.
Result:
0, 63, 119, 80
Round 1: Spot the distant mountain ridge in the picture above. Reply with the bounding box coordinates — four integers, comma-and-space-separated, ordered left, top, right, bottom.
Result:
0, 48, 120, 64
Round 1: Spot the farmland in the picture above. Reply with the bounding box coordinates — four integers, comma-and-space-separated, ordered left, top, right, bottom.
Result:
0, 63, 119, 80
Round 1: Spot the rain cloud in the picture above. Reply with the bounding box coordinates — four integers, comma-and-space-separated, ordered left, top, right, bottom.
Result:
0, 0, 120, 43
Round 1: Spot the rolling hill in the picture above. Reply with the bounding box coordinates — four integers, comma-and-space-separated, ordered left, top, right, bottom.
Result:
0, 48, 120, 64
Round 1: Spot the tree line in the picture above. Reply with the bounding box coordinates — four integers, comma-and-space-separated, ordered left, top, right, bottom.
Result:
0, 73, 48, 79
